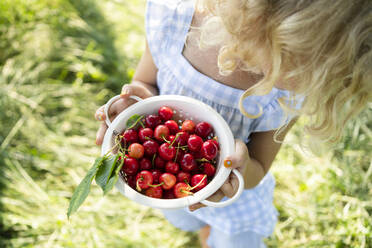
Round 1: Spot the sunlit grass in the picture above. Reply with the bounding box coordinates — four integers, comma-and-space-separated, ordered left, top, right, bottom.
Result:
269, 108, 372, 247
0, 0, 371, 247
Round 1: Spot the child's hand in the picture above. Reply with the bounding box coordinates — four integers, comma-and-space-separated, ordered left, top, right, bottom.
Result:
189, 139, 248, 211
95, 84, 154, 145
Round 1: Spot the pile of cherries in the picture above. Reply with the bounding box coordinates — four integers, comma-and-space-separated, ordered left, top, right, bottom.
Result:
118, 106, 219, 199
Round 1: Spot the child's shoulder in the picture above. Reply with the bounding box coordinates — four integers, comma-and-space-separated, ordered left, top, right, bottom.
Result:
146, 0, 194, 21
146, 0, 195, 68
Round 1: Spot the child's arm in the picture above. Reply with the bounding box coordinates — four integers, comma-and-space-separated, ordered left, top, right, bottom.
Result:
243, 119, 297, 188
127, 40, 159, 96
95, 40, 158, 145
189, 118, 297, 211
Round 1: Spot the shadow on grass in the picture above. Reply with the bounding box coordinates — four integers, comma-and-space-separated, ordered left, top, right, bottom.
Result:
0, 155, 16, 247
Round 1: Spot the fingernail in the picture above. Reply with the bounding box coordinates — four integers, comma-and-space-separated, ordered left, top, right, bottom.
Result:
121, 86, 130, 96
97, 113, 104, 121
224, 159, 232, 168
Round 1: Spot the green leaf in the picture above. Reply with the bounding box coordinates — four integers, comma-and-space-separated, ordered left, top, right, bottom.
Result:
67, 156, 104, 218
103, 158, 124, 195
95, 154, 119, 192
126, 114, 143, 129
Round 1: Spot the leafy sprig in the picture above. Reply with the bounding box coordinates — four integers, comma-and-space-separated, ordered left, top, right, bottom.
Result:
67, 114, 143, 218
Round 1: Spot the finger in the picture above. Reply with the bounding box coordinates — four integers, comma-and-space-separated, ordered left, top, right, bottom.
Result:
224, 139, 248, 169
121, 84, 153, 99
94, 105, 106, 121
95, 122, 108, 146
189, 202, 205, 211
220, 173, 240, 198
204, 189, 225, 202
220, 179, 234, 198
189, 189, 226, 211
106, 97, 137, 122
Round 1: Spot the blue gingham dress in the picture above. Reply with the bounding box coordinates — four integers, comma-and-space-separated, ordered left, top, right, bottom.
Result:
146, 0, 296, 237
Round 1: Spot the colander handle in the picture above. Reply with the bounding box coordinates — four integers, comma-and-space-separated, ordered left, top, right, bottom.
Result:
200, 169, 244, 208
103, 95, 143, 127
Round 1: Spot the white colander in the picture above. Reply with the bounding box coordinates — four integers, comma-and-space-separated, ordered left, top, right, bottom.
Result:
101, 95, 244, 209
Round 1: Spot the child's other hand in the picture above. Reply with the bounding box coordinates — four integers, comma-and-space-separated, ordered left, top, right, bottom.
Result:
95, 84, 154, 145
189, 139, 248, 211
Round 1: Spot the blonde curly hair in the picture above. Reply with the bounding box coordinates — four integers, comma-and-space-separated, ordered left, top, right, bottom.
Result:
195, 0, 372, 143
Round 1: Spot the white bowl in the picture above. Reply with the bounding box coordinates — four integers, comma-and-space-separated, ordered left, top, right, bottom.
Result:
101, 95, 244, 209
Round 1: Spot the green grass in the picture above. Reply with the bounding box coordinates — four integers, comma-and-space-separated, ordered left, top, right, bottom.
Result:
0, 0, 371, 247
270, 109, 372, 247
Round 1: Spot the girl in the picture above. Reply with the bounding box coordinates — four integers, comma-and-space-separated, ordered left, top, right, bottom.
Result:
95, 0, 372, 247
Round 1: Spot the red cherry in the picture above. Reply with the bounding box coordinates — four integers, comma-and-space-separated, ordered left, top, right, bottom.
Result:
191, 150, 203, 160
138, 128, 153, 143
139, 158, 152, 171
136, 170, 153, 190
202, 163, 216, 178
191, 174, 208, 192
126, 175, 137, 189
174, 131, 189, 146
187, 134, 203, 152
159, 173, 177, 190
201, 140, 218, 160
182, 120, 195, 133
195, 122, 213, 138
122, 129, 138, 144
158, 143, 176, 161
142, 140, 159, 156
151, 169, 162, 183
122, 157, 139, 176
145, 115, 161, 129
158, 106, 174, 121
168, 135, 176, 143
174, 182, 191, 198
191, 166, 201, 176
163, 189, 176, 199
210, 138, 220, 149
128, 143, 144, 159
165, 120, 179, 134
175, 149, 185, 164
180, 153, 197, 172
154, 125, 170, 142
165, 161, 180, 174
177, 171, 191, 183
145, 186, 163, 198
154, 156, 166, 169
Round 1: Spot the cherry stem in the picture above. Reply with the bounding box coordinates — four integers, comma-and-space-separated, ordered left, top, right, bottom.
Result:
139, 119, 145, 128
127, 115, 144, 129
188, 175, 207, 191
174, 144, 180, 162
148, 182, 164, 188
118, 144, 128, 154
117, 134, 127, 154
136, 178, 143, 192
104, 136, 122, 158
161, 135, 170, 144
169, 132, 182, 148
180, 189, 193, 195
151, 154, 156, 168
179, 145, 188, 150
119, 153, 127, 160
196, 158, 210, 163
